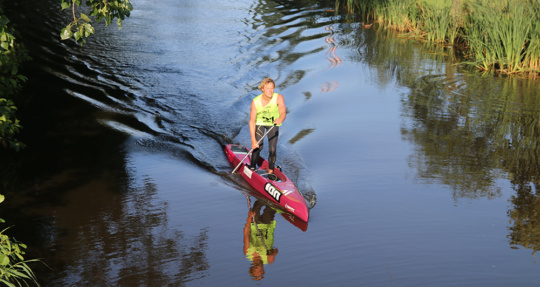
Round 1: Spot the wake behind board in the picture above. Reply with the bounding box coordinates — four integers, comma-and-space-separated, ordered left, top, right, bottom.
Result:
224, 144, 309, 222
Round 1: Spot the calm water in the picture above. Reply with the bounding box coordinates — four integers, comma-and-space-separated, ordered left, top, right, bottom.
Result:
2, 0, 540, 286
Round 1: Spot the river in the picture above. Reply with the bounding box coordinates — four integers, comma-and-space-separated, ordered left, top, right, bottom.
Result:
2, 0, 540, 286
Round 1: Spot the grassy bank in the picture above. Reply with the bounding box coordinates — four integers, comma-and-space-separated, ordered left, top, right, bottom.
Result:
337, 0, 540, 77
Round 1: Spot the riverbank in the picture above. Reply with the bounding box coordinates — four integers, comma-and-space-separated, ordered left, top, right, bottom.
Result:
337, 0, 540, 77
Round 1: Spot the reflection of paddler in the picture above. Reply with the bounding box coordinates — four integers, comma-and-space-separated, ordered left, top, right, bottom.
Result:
243, 196, 278, 280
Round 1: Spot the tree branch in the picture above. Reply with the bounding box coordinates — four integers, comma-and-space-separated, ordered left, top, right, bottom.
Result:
72, 1, 77, 24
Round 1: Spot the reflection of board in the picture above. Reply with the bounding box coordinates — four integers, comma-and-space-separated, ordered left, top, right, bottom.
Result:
224, 144, 309, 222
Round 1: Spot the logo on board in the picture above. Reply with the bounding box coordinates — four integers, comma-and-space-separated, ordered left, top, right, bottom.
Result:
264, 183, 282, 202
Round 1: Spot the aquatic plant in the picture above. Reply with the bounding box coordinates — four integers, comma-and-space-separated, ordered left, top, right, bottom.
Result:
336, 0, 374, 16
375, 0, 420, 32
335, 0, 540, 77
463, 0, 540, 76
419, 0, 461, 44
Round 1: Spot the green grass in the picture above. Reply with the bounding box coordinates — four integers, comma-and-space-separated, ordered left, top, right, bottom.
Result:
336, 0, 540, 77
464, 0, 538, 75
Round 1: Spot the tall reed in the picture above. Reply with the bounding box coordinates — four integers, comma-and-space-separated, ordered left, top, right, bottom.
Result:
463, 0, 538, 75
521, 1, 540, 73
337, 0, 374, 17
375, 0, 419, 32
420, 0, 460, 44
335, 0, 540, 77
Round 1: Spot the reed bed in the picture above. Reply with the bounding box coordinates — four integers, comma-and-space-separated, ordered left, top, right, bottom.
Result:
336, 0, 540, 77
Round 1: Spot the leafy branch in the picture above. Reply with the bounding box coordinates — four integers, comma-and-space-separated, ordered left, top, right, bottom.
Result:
60, 0, 133, 45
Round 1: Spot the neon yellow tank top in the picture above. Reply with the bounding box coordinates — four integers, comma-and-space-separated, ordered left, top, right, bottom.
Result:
253, 93, 281, 126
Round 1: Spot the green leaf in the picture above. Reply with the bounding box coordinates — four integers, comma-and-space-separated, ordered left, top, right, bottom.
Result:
0, 254, 9, 266
0, 194, 4, 203
61, 1, 70, 10
7, 269, 29, 278
0, 278, 16, 287
74, 30, 81, 41
80, 13, 91, 23
60, 27, 72, 40
83, 23, 95, 37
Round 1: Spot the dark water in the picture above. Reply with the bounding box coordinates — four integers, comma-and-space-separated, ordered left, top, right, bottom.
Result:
3, 0, 540, 286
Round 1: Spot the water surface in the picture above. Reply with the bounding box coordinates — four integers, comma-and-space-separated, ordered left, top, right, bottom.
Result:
2, 0, 540, 286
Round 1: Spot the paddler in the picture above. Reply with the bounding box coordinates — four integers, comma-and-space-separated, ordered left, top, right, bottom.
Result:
248, 77, 287, 180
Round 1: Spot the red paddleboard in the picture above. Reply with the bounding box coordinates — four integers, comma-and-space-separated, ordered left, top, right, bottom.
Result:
224, 144, 310, 222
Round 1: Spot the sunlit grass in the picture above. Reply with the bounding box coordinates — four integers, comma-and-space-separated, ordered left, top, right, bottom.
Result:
464, 0, 539, 75
336, 0, 540, 77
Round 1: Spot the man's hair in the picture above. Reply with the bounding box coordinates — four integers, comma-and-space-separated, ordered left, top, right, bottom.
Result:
258, 78, 275, 91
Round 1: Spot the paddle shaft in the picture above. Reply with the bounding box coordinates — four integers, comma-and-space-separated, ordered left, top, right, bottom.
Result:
231, 125, 275, 174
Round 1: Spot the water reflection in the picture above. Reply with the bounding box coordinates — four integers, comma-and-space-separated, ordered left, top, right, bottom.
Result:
243, 196, 279, 281
508, 182, 540, 255
239, 192, 307, 281
320, 25, 340, 93
401, 74, 503, 200
324, 25, 341, 70
342, 24, 452, 87
320, 80, 339, 93
29, 174, 211, 286
399, 73, 540, 254
288, 128, 315, 145
400, 73, 540, 201
331, 22, 540, 258
333, 21, 540, 203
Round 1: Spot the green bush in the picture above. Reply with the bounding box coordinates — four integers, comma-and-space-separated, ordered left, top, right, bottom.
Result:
0, 195, 40, 286
0, 5, 29, 151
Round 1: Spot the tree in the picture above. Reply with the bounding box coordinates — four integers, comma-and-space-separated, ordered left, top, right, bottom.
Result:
60, 0, 134, 45
0, 6, 29, 151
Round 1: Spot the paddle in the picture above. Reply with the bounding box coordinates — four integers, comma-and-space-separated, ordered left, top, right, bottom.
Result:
231, 125, 275, 174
